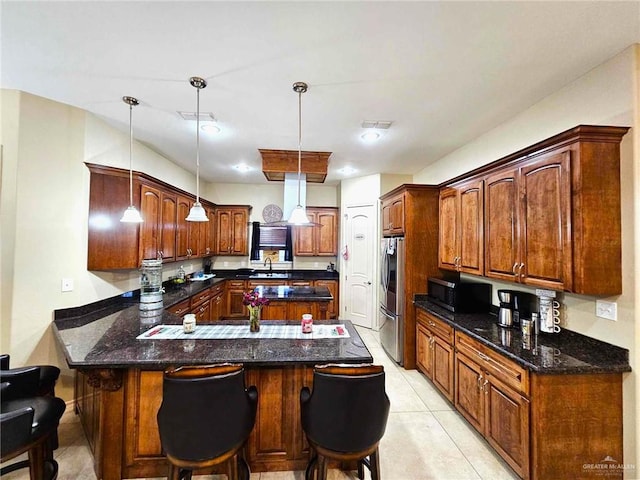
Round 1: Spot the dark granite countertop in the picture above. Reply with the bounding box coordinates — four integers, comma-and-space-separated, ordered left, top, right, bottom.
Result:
214, 268, 340, 281
53, 305, 370, 369
414, 295, 630, 375
254, 285, 332, 302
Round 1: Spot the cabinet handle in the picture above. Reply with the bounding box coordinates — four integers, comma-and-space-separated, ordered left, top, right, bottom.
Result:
158, 251, 163, 260
430, 337, 435, 349
519, 263, 525, 278
206, 247, 210, 254
512, 262, 519, 275
477, 374, 483, 390
483, 379, 489, 394
428, 321, 436, 327
477, 352, 490, 362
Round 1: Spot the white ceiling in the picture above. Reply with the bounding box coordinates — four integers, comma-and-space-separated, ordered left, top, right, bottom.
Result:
2, 1, 639, 185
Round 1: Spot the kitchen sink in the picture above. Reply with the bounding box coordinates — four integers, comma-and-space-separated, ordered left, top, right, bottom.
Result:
249, 272, 290, 279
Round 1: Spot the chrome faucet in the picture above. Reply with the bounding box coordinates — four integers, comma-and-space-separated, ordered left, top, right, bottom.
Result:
264, 257, 272, 273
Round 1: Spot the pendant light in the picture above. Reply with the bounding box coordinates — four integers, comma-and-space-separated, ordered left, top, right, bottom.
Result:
185, 76, 210, 222
288, 81, 310, 225
120, 96, 144, 223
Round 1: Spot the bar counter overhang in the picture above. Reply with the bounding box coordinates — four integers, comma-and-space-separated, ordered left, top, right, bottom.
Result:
53, 303, 372, 480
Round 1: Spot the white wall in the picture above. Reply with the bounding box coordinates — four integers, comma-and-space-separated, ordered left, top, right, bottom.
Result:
414, 45, 639, 474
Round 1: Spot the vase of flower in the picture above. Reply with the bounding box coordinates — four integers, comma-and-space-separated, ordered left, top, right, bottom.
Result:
248, 306, 261, 332
243, 289, 269, 333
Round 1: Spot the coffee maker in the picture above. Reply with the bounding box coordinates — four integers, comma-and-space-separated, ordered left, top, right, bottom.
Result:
497, 290, 536, 328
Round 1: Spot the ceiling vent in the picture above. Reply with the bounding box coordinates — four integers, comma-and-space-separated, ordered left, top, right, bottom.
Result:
361, 120, 393, 129
259, 149, 331, 184
177, 111, 217, 122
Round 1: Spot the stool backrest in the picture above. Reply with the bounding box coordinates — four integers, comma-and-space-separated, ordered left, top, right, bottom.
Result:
302, 364, 390, 453
157, 364, 257, 462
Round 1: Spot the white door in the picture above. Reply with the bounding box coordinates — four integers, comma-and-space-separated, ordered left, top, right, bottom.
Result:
342, 204, 376, 328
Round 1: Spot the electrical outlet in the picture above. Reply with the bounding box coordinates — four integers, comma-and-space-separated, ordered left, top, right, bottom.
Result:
596, 300, 617, 321
61, 278, 74, 292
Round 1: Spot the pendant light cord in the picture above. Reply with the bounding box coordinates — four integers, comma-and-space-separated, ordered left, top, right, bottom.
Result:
297, 87, 302, 206
128, 101, 134, 207
195, 85, 201, 203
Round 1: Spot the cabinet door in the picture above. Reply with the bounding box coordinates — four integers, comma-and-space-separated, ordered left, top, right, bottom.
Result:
209, 294, 224, 321
139, 185, 162, 261
262, 302, 288, 321
432, 335, 454, 402
225, 280, 247, 318
287, 301, 315, 322
519, 151, 571, 291
389, 196, 405, 235
438, 187, 458, 271
206, 207, 217, 256
216, 209, 232, 254
416, 324, 432, 377
231, 209, 248, 255
381, 202, 392, 236
176, 195, 192, 260
454, 353, 485, 433
160, 192, 177, 262
485, 169, 519, 282
192, 299, 211, 323
314, 280, 338, 319
485, 376, 530, 479
458, 180, 484, 275
316, 209, 338, 255
294, 224, 315, 256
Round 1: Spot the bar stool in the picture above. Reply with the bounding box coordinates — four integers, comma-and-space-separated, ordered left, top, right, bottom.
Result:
300, 364, 390, 480
0, 354, 60, 397
156, 364, 258, 480
1, 371, 66, 480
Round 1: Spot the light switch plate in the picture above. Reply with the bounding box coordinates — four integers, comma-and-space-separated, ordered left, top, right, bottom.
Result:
596, 300, 617, 321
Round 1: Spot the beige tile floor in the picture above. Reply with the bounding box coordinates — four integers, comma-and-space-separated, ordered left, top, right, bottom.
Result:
2, 327, 518, 480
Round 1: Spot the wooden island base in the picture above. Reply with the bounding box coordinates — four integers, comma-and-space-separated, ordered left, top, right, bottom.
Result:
77, 365, 317, 479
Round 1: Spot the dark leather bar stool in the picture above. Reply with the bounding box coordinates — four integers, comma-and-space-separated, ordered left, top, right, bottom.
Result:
0, 354, 61, 397
156, 364, 258, 480
300, 364, 390, 480
1, 370, 67, 480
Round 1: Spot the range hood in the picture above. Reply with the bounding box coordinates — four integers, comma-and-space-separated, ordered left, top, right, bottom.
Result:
259, 149, 331, 183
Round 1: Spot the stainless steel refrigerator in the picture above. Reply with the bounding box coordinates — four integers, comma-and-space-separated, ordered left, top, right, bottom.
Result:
379, 237, 405, 365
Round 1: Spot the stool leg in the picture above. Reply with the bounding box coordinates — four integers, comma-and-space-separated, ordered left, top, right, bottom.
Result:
28, 442, 46, 480
317, 454, 328, 480
167, 463, 180, 480
357, 459, 365, 479
227, 453, 239, 480
370, 448, 381, 480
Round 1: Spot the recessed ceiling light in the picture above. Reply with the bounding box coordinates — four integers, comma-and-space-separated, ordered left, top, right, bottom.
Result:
234, 164, 251, 173
361, 131, 380, 142
338, 166, 357, 175
201, 123, 221, 134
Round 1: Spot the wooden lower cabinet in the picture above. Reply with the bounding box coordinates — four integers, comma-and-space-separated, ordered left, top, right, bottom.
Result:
415, 310, 454, 402
449, 329, 623, 480
225, 280, 248, 318
313, 280, 338, 319
261, 300, 329, 321
77, 365, 316, 480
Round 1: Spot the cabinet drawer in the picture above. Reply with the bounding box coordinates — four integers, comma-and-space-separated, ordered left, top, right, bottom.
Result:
210, 283, 224, 297
416, 310, 454, 344
167, 299, 190, 317
226, 280, 246, 289
455, 331, 529, 396
190, 288, 212, 308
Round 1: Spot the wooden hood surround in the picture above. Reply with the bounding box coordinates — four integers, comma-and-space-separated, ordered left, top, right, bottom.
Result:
259, 149, 331, 183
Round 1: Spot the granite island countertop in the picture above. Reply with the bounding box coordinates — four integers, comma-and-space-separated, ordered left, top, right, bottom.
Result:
414, 295, 631, 375
53, 300, 369, 369
254, 285, 332, 302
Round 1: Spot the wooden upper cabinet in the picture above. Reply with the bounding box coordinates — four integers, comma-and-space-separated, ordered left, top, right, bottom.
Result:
176, 195, 192, 261
293, 207, 339, 256
139, 185, 177, 263
438, 179, 484, 275
485, 151, 571, 291
381, 193, 405, 236
215, 207, 250, 256
445, 125, 628, 295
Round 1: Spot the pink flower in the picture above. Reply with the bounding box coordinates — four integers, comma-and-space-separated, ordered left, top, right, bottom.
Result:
242, 289, 270, 308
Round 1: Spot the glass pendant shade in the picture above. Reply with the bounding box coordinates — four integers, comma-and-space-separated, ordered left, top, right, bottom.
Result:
185, 201, 208, 222
287, 81, 310, 225
288, 205, 310, 225
121, 205, 144, 223
120, 96, 143, 223
186, 76, 209, 222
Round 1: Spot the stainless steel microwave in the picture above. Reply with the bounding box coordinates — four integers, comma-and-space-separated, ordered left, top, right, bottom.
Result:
426, 277, 492, 313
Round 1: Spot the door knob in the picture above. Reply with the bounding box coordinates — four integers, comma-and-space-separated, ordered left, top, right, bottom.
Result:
366, 281, 372, 285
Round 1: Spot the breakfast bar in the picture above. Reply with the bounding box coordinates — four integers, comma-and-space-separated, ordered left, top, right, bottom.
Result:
53, 298, 371, 480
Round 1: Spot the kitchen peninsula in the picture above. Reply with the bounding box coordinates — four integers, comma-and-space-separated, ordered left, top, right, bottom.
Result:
53, 291, 369, 480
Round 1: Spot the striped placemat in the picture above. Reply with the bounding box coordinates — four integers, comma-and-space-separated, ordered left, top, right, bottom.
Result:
137, 324, 350, 340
